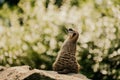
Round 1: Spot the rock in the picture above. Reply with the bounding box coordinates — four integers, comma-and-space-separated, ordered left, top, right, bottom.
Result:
0, 66, 6, 71
0, 65, 90, 80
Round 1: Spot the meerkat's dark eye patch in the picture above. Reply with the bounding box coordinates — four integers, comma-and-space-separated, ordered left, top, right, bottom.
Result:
68, 28, 73, 31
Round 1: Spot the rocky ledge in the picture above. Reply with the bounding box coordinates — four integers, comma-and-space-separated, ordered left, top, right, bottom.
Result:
0, 65, 90, 80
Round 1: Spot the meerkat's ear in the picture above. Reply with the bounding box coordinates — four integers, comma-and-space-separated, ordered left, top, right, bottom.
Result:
73, 33, 76, 36
72, 33, 76, 37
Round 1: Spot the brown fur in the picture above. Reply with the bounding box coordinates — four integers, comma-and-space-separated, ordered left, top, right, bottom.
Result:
52, 28, 80, 74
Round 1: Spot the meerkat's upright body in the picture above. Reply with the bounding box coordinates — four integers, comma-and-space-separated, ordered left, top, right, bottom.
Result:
52, 28, 80, 74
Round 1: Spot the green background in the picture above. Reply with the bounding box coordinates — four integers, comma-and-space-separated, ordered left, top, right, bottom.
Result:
0, 0, 120, 80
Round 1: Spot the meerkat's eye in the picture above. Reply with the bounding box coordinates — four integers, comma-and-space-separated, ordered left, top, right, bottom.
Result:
68, 28, 73, 31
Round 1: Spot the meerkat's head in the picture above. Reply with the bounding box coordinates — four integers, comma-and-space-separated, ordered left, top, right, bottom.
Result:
67, 28, 79, 42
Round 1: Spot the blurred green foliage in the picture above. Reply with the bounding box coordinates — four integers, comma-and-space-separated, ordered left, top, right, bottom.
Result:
0, 0, 120, 80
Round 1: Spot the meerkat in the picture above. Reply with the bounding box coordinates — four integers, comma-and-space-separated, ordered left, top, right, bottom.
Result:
52, 28, 80, 74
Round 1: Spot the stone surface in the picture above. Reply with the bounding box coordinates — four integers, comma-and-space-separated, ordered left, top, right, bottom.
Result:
0, 66, 90, 80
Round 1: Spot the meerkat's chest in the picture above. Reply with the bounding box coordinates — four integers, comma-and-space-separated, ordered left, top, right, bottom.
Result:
62, 41, 76, 51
